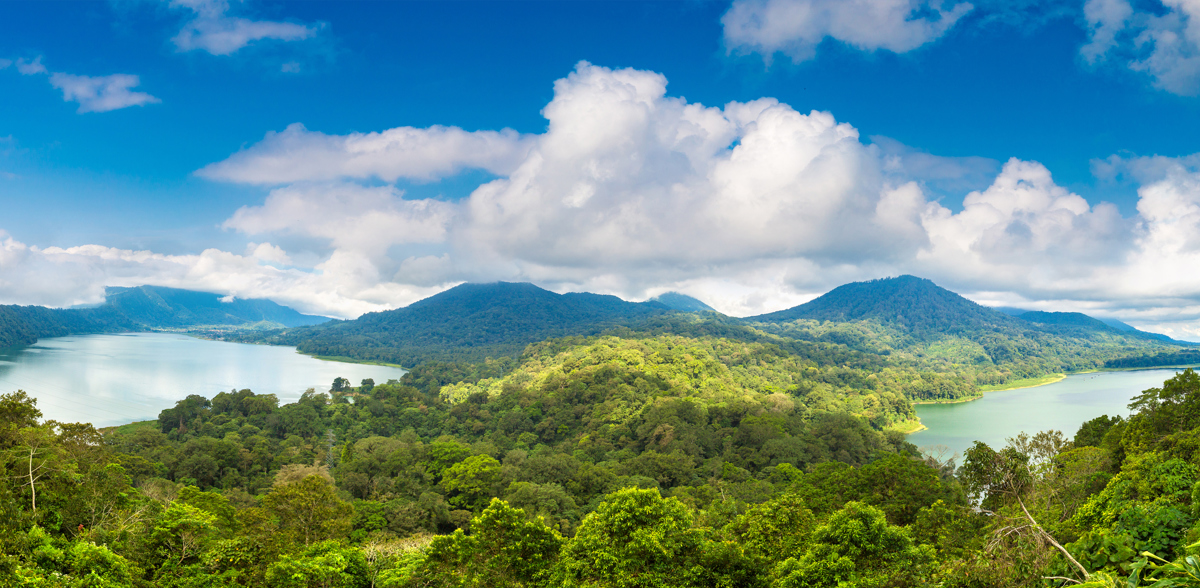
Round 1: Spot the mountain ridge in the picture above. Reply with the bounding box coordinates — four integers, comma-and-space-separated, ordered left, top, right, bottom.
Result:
254, 282, 675, 367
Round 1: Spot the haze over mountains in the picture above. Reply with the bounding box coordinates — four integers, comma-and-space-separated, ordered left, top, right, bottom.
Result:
0, 286, 327, 348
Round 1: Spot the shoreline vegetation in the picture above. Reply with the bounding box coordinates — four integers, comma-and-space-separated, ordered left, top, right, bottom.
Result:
303, 352, 407, 369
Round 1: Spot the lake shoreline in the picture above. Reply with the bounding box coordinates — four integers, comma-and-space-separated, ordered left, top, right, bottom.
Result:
907, 368, 1190, 457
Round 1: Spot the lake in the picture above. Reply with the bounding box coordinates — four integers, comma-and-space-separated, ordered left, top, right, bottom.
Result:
908, 368, 1187, 461
0, 333, 408, 427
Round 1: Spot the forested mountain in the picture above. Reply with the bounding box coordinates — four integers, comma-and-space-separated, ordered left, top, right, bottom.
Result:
247, 282, 674, 366
749, 275, 1028, 336
0, 286, 328, 350
649, 292, 717, 312
743, 276, 1195, 393
104, 286, 329, 329
0, 304, 138, 348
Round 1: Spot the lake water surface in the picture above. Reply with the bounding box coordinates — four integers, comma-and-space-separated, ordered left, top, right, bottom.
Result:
0, 333, 408, 427
908, 369, 1187, 460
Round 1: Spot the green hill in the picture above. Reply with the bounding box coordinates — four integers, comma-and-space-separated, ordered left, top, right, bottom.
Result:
649, 292, 717, 312
103, 285, 328, 328
748, 275, 1021, 338
0, 304, 138, 348
744, 275, 1196, 388
0, 286, 328, 349
252, 282, 674, 367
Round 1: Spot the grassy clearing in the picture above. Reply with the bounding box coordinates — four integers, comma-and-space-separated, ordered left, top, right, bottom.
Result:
888, 418, 927, 434
304, 353, 406, 369
979, 373, 1066, 392
911, 393, 984, 406
99, 420, 156, 434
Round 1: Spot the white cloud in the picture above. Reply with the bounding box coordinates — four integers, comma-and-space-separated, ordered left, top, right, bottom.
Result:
280, 61, 301, 73
16, 56, 46, 75
722, 0, 973, 62
5, 56, 160, 114
1081, 0, 1200, 95
12, 61, 1200, 337
224, 183, 455, 257
49, 72, 160, 114
170, 0, 320, 56
918, 158, 1131, 291
0, 59, 12, 70
199, 123, 534, 184
0, 230, 448, 318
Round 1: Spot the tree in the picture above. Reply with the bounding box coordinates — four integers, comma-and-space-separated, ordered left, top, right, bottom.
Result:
441, 455, 502, 511
416, 498, 563, 587
556, 487, 707, 588
263, 474, 353, 546
265, 540, 368, 588
152, 502, 219, 567
770, 501, 934, 588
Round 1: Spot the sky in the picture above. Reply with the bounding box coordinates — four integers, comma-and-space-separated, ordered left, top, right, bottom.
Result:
3, 0, 1200, 339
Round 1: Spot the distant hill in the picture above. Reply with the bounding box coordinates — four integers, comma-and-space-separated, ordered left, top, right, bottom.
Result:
104, 286, 328, 329
0, 286, 327, 349
743, 275, 1196, 379
253, 282, 674, 366
0, 305, 138, 349
649, 292, 717, 312
1016, 310, 1117, 330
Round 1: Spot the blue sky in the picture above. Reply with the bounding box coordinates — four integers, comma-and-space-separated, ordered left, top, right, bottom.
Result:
3, 0, 1200, 338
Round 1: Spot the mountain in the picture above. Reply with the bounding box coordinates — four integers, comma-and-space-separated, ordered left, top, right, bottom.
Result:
103, 286, 328, 329
0, 286, 328, 349
1014, 310, 1183, 344
747, 275, 1020, 337
0, 305, 138, 349
649, 292, 717, 312
1096, 317, 1179, 343
743, 275, 1196, 380
255, 282, 674, 366
1016, 310, 1117, 330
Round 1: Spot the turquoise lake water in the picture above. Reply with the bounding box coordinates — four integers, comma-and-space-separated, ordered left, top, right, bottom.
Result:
0, 333, 408, 427
907, 368, 1188, 461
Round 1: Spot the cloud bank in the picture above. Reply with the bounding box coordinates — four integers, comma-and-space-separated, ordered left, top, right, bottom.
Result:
7, 62, 1200, 339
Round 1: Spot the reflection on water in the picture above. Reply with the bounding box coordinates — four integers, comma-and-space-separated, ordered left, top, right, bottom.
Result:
0, 333, 408, 427
908, 369, 1186, 461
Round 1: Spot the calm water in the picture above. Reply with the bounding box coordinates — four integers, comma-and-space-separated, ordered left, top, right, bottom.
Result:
0, 333, 408, 427
908, 369, 1187, 460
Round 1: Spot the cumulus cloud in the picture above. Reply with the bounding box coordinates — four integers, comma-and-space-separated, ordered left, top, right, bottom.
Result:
1081, 0, 1200, 95
0, 230, 448, 318
49, 73, 160, 113
199, 123, 534, 184
170, 0, 321, 56
722, 0, 973, 62
919, 158, 1131, 288
12, 61, 1200, 337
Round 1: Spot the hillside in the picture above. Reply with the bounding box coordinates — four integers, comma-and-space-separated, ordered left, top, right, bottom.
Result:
104, 285, 329, 329
251, 282, 674, 366
749, 275, 1021, 337
0, 304, 138, 348
0, 286, 328, 349
744, 275, 1196, 388
649, 292, 717, 312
